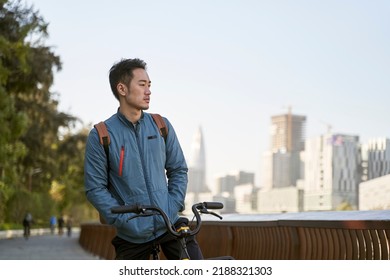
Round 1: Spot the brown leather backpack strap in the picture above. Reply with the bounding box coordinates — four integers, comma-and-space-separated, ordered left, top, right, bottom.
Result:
94, 121, 111, 189
151, 113, 168, 141
94, 121, 110, 145
93, 121, 111, 225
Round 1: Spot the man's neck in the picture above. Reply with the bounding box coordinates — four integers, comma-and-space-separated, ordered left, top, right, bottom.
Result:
119, 106, 142, 124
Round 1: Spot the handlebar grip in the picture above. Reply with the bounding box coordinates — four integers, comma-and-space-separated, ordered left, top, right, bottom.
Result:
203, 202, 224, 210
111, 204, 141, 214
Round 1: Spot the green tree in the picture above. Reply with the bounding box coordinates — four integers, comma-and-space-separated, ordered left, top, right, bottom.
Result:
53, 128, 93, 223
0, 0, 94, 226
0, 0, 31, 223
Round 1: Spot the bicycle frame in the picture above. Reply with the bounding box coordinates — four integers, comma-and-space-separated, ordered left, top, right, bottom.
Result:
111, 202, 224, 260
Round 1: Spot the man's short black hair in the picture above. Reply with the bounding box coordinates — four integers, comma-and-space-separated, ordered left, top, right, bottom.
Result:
109, 58, 147, 100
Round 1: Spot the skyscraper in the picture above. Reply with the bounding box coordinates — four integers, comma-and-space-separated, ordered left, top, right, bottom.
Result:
187, 126, 209, 195
303, 133, 360, 211
362, 138, 390, 181
270, 108, 306, 153
262, 108, 306, 189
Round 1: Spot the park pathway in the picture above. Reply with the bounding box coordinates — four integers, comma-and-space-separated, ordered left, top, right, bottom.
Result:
0, 230, 98, 260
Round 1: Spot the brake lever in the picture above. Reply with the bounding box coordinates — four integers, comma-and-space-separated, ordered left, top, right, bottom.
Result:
199, 208, 223, 220
209, 211, 223, 220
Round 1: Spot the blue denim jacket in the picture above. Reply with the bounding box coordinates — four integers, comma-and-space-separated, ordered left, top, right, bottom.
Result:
84, 111, 188, 243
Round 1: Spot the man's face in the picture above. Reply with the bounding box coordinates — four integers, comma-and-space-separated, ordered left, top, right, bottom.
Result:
119, 68, 151, 111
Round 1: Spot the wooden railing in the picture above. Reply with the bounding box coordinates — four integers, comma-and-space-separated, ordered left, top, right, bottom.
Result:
79, 210, 390, 260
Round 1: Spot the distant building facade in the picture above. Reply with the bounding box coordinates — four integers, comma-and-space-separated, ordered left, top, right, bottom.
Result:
359, 174, 390, 210
257, 186, 304, 213
262, 109, 306, 189
270, 110, 306, 153
215, 170, 255, 194
187, 126, 209, 197
214, 171, 255, 213
234, 183, 256, 213
303, 133, 360, 211
361, 138, 390, 181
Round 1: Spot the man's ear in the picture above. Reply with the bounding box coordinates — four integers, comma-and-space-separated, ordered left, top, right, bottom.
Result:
117, 83, 127, 96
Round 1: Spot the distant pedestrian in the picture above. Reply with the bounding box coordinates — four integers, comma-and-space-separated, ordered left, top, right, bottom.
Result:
66, 216, 73, 237
58, 215, 65, 235
23, 212, 33, 240
49, 215, 57, 234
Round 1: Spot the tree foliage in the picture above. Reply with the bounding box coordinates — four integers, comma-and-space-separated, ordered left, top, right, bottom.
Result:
0, 0, 94, 226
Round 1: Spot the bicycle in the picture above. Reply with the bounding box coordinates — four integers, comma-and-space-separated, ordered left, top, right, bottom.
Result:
111, 201, 234, 260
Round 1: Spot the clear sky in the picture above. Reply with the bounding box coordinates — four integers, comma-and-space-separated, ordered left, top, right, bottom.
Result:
26, 0, 390, 190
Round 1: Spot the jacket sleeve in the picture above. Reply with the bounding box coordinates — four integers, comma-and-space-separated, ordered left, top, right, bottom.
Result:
84, 128, 130, 225
163, 118, 188, 214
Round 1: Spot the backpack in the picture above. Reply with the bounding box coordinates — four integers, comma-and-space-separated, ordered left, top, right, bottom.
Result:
93, 113, 168, 224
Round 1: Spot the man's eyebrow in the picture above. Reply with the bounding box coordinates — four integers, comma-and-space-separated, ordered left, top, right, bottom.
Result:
138, 79, 151, 84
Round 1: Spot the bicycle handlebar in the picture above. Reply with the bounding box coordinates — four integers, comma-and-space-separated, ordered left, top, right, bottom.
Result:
111, 204, 143, 214
201, 202, 224, 210
111, 201, 224, 238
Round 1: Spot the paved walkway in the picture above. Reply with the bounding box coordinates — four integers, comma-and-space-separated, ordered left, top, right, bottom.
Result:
0, 231, 98, 260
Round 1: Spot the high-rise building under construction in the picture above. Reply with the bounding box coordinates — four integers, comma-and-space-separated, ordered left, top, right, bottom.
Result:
262, 108, 306, 189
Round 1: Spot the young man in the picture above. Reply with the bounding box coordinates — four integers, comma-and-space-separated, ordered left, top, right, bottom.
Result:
84, 58, 203, 260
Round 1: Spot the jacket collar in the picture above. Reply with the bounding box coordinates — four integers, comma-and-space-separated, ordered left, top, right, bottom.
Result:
116, 109, 145, 127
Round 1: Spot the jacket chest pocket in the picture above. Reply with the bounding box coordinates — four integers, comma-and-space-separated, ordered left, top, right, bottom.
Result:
146, 135, 166, 163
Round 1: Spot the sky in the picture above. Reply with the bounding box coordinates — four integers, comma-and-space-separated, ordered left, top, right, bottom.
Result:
26, 0, 390, 190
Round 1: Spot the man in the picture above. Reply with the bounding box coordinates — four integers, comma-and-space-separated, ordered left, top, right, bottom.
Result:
49, 215, 57, 234
84, 58, 203, 260
58, 215, 65, 235
23, 212, 33, 239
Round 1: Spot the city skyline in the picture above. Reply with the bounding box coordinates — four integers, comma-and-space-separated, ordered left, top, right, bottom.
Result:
194, 110, 389, 192
27, 0, 390, 188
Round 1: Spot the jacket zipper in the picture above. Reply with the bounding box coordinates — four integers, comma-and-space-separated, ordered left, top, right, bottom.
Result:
119, 146, 124, 176
134, 122, 158, 238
